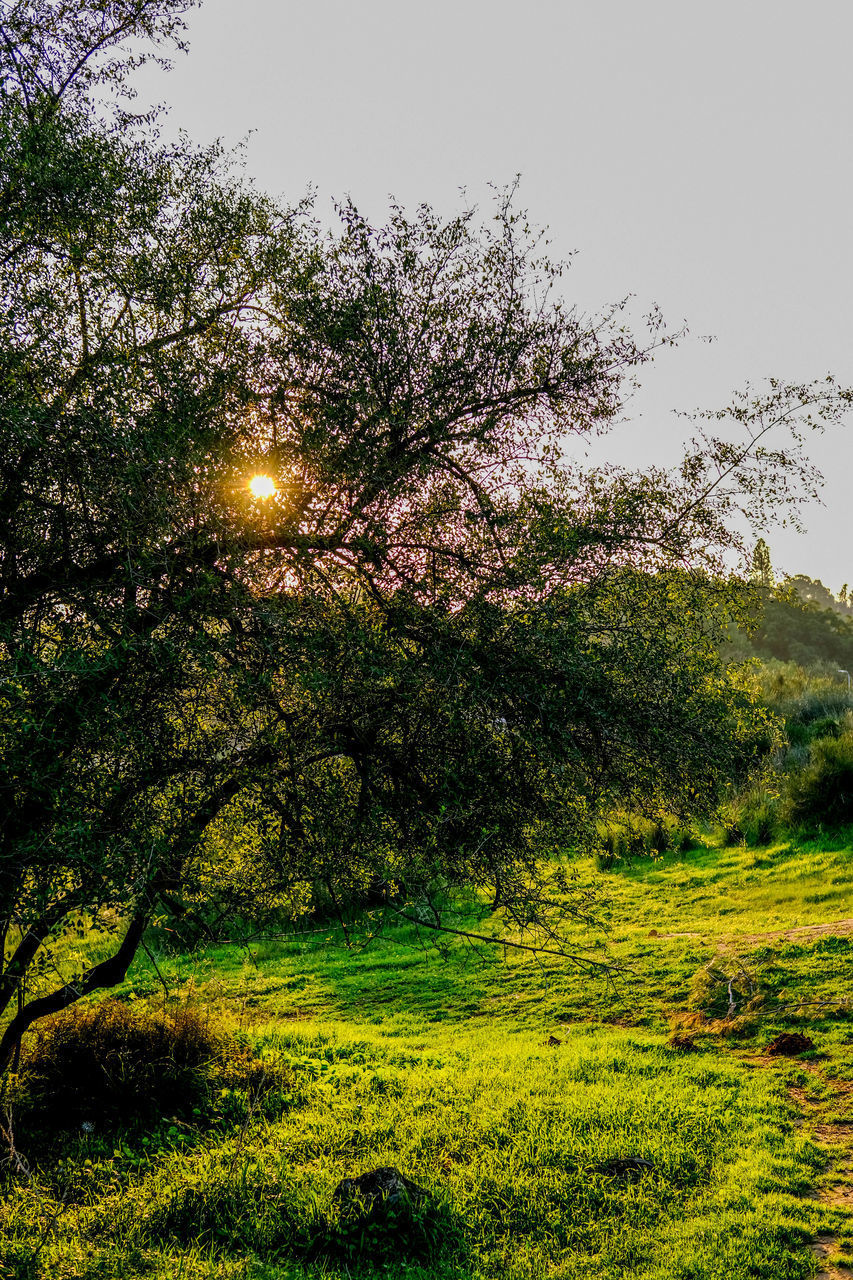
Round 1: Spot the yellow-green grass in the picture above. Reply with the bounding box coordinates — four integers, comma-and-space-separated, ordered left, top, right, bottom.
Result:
111, 837, 853, 1040
2, 836, 852, 1279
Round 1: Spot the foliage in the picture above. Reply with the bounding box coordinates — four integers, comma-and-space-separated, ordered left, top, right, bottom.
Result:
721, 784, 780, 847
719, 664, 853, 845
595, 812, 700, 869
784, 573, 853, 616
738, 591, 853, 668
785, 731, 853, 830
1, 0, 850, 1070
756, 666, 853, 744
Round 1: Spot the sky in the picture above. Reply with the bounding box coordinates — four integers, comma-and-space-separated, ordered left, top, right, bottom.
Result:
134, 0, 853, 589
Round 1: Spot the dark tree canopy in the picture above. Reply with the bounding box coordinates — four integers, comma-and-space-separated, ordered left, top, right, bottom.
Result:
0, 0, 850, 1068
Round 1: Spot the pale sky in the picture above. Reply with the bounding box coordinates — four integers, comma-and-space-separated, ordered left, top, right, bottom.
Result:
135, 0, 853, 589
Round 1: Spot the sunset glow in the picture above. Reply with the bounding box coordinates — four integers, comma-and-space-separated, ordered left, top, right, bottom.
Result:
248, 473, 277, 499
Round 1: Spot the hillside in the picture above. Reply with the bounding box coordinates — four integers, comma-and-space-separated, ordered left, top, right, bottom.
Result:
3, 838, 852, 1280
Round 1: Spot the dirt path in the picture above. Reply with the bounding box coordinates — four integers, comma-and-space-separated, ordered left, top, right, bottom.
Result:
746, 1054, 853, 1279
797, 1086, 852, 1280
654, 917, 853, 945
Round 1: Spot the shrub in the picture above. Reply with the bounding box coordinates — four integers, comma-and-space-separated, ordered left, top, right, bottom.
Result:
595, 846, 617, 871
720, 809, 745, 846
19, 1000, 221, 1131
767, 677, 853, 741
688, 958, 763, 1021
740, 788, 779, 846
805, 715, 842, 742
785, 731, 853, 829
595, 814, 702, 867
671, 825, 701, 852
595, 825, 626, 870
597, 816, 655, 866
720, 784, 780, 846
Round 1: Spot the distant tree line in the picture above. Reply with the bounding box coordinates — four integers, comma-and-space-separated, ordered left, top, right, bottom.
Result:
741, 543, 853, 670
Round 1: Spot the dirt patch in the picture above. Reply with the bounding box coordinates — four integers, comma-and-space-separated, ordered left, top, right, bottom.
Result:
738, 1046, 853, 1277
732, 918, 853, 946
650, 917, 853, 947
766, 1031, 815, 1056
787, 1068, 852, 1274
813, 1232, 848, 1280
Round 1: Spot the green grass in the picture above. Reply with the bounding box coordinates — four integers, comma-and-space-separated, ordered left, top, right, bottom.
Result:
2, 836, 853, 1279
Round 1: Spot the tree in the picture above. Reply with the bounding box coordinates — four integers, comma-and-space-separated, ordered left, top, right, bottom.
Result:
783, 574, 849, 615
749, 538, 774, 589
0, 0, 850, 1071
743, 591, 853, 669
0, 0, 304, 1066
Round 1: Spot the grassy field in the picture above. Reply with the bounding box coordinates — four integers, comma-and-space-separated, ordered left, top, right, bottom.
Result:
1, 837, 852, 1279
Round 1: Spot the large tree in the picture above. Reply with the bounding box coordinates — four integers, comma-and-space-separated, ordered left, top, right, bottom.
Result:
0, 0, 849, 1069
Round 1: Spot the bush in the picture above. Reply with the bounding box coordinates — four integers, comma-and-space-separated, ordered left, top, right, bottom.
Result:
740, 787, 779, 846
595, 846, 618, 871
671, 825, 702, 852
595, 825, 626, 870
720, 782, 780, 846
785, 731, 853, 829
688, 958, 764, 1022
805, 715, 842, 742
720, 809, 745, 846
19, 1000, 221, 1131
595, 814, 701, 868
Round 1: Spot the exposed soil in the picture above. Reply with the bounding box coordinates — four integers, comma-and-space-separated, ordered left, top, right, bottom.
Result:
655, 917, 853, 945
729, 918, 853, 946
747, 1052, 853, 1279
766, 1031, 815, 1056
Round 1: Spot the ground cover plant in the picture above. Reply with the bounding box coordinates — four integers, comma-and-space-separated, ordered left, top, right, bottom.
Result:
1, 834, 851, 1279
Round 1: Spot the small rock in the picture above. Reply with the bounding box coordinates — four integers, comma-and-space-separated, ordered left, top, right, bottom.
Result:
765, 1031, 815, 1057
668, 1034, 697, 1053
593, 1156, 656, 1180
546, 1035, 562, 1047
332, 1166, 426, 1215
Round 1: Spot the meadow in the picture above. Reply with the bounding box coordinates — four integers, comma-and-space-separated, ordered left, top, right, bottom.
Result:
1, 836, 851, 1280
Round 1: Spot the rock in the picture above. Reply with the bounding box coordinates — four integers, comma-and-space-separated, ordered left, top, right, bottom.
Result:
765, 1031, 815, 1057
546, 1035, 562, 1046
667, 1034, 697, 1053
332, 1166, 427, 1216
592, 1156, 656, 1179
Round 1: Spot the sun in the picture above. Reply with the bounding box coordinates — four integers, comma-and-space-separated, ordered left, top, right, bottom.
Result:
248, 473, 277, 500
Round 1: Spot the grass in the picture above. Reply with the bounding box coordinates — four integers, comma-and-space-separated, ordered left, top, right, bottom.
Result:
2, 835, 853, 1278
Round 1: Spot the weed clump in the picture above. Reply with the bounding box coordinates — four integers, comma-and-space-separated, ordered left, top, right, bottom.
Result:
18, 1001, 219, 1132
721, 785, 780, 847
15, 999, 295, 1141
595, 814, 700, 869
